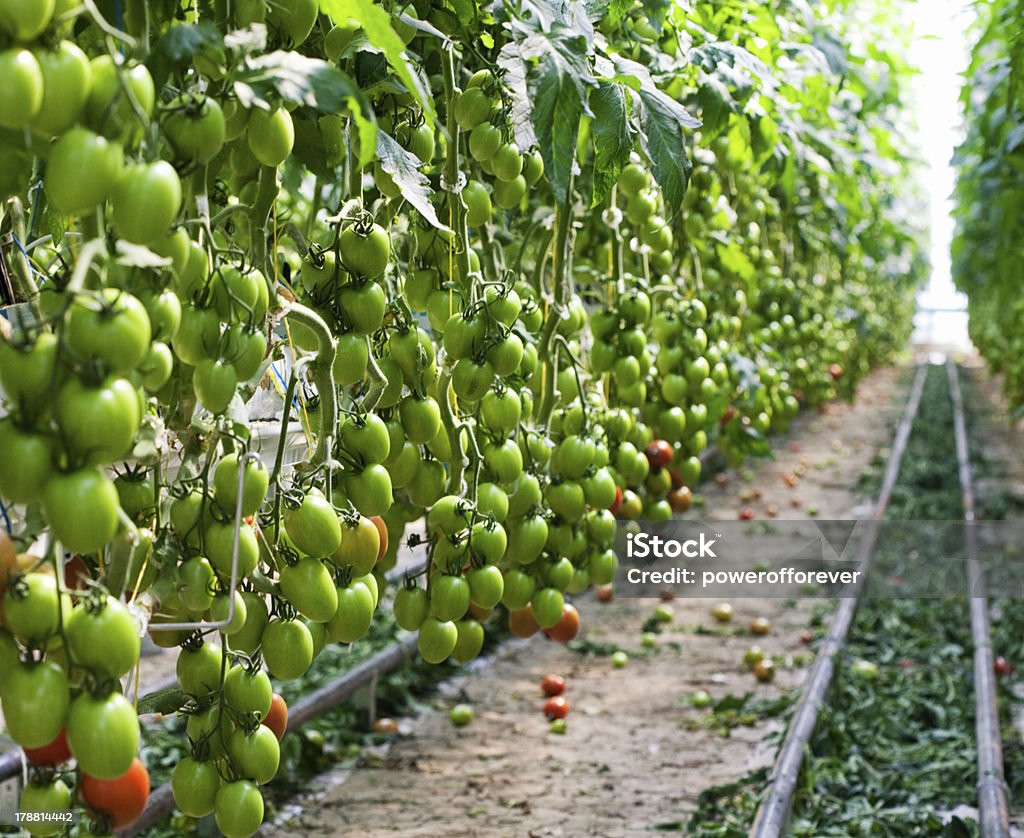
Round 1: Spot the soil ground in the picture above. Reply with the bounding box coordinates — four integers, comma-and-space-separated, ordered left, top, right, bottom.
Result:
266, 365, 911, 837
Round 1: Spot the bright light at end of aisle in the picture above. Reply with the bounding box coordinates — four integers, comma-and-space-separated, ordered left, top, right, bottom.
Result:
908, 0, 972, 348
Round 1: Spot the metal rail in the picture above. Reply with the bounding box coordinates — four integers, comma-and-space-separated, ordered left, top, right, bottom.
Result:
751, 364, 929, 837
948, 361, 1010, 838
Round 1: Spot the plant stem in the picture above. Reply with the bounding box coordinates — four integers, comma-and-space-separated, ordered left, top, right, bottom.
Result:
285, 304, 338, 467
537, 181, 575, 427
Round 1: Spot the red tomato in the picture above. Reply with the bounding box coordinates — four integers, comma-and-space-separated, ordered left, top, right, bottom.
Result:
544, 604, 580, 643
738, 508, 755, 520
261, 693, 288, 741
508, 605, 539, 638
644, 440, 673, 470
995, 657, 1012, 678
608, 484, 623, 515
541, 675, 565, 697
668, 486, 693, 513
80, 757, 150, 828
61, 556, 91, 598
543, 696, 569, 720
369, 515, 388, 560
23, 728, 72, 767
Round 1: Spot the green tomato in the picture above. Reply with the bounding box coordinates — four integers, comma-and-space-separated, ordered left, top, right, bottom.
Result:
66, 690, 140, 779
111, 161, 183, 245
0, 0, 56, 40
45, 127, 124, 215
449, 703, 474, 726
247, 106, 294, 166
31, 41, 91, 136
43, 468, 120, 554
85, 57, 154, 144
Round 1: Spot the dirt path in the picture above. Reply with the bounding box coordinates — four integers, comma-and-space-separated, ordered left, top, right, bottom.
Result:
268, 366, 911, 837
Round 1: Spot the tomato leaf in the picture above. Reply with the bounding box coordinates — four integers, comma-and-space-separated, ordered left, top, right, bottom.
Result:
589, 81, 633, 207
636, 93, 693, 212
233, 51, 377, 168
715, 240, 755, 281
516, 26, 599, 202
497, 43, 539, 151
394, 11, 451, 44
146, 22, 224, 88
640, 0, 671, 31
608, 55, 698, 210
376, 131, 451, 233
137, 686, 190, 716
224, 23, 269, 52
321, 0, 437, 126
46, 206, 68, 246
114, 242, 172, 270
585, 0, 632, 28
235, 51, 359, 111
696, 74, 738, 142
690, 41, 774, 90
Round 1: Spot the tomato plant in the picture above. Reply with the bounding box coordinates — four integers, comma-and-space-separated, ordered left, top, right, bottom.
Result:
0, 0, 928, 827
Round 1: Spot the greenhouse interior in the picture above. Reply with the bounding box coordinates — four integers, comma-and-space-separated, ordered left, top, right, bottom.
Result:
3, 0, 1024, 836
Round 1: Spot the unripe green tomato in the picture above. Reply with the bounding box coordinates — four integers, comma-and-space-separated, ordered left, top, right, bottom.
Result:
491, 142, 523, 182
523, 150, 544, 186
31, 41, 91, 137
469, 122, 502, 161
463, 179, 492, 226
45, 127, 124, 215
248, 106, 294, 167
164, 95, 226, 162
85, 57, 155, 145
0, 49, 43, 131
493, 174, 526, 209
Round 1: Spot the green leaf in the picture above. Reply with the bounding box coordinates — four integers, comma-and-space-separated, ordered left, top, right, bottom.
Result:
715, 240, 755, 280
394, 11, 451, 43
608, 55, 698, 208
223, 23, 268, 52
696, 74, 736, 141
691, 41, 774, 89
233, 52, 377, 167
641, 0, 671, 31
291, 112, 332, 178
376, 131, 450, 233
321, 0, 436, 125
504, 0, 595, 45
146, 22, 223, 88
137, 687, 190, 716
497, 43, 539, 151
235, 51, 359, 111
590, 82, 633, 207
603, 0, 633, 28
114, 242, 172, 270
635, 89, 695, 210
712, 692, 751, 713
517, 26, 598, 202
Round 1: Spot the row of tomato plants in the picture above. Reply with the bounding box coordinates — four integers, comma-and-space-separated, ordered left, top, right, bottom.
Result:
953, 0, 1024, 408
0, 0, 925, 835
